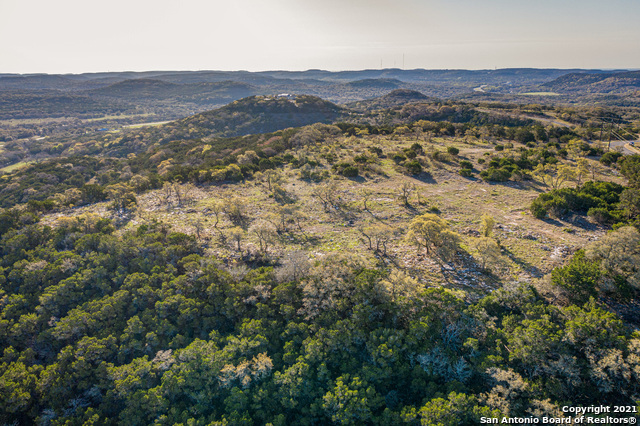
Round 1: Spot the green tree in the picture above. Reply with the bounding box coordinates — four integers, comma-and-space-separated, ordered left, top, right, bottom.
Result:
480, 214, 495, 237
405, 213, 461, 260
550, 250, 600, 304
474, 237, 502, 271
533, 163, 575, 190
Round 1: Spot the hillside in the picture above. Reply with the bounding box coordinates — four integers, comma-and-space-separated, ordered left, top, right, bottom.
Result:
348, 89, 433, 111
172, 94, 346, 138
90, 79, 256, 103
1, 92, 640, 423
541, 70, 640, 93
2, 71, 640, 423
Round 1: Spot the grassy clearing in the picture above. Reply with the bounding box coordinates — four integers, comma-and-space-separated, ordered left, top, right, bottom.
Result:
123, 120, 172, 128
84, 113, 154, 123
520, 91, 560, 96
40, 133, 617, 298
0, 117, 71, 126
0, 161, 34, 173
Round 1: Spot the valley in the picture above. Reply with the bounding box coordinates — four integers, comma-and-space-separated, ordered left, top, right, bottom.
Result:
1, 72, 640, 424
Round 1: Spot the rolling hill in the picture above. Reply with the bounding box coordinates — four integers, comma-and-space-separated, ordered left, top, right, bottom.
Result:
347, 89, 433, 111
541, 70, 640, 93
171, 94, 346, 138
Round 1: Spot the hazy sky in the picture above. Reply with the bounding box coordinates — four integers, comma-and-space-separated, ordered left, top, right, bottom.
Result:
1, 0, 638, 74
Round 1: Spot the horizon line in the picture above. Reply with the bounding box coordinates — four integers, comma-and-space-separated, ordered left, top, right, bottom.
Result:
1, 67, 639, 77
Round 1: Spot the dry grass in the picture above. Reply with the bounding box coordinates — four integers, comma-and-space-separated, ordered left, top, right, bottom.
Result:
40, 134, 620, 299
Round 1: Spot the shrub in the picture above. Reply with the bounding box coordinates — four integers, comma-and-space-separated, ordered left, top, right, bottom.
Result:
460, 168, 473, 177
368, 146, 383, 156
459, 160, 473, 169
587, 207, 615, 225
353, 154, 369, 164
404, 160, 422, 175
551, 250, 600, 304
480, 167, 511, 182
447, 146, 459, 156
600, 151, 623, 166
342, 165, 359, 178
403, 149, 417, 159
494, 145, 504, 151
410, 142, 424, 154
392, 152, 407, 163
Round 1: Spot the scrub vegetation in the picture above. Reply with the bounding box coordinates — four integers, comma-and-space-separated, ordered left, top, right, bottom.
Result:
1, 87, 640, 424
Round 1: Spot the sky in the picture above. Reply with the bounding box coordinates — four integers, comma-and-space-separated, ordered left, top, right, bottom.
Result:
0, 0, 639, 74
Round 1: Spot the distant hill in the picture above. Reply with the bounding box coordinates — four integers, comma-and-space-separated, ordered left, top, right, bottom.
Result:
89, 79, 257, 104
343, 78, 403, 89
90, 79, 180, 98
347, 89, 433, 111
172, 94, 346, 137
541, 71, 640, 93
2, 68, 636, 123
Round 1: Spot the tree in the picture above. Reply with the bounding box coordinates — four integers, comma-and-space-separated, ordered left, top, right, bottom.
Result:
381, 270, 421, 302
398, 182, 415, 207
359, 223, 394, 255
322, 375, 381, 425
262, 169, 283, 192
585, 226, 640, 290
533, 163, 576, 190
620, 155, 640, 188
405, 213, 461, 260
312, 182, 340, 212
275, 250, 310, 282
474, 237, 501, 271
575, 158, 590, 188
419, 392, 498, 426
208, 200, 225, 235
550, 250, 600, 304
359, 188, 373, 212
223, 196, 247, 226
106, 183, 137, 214
619, 188, 640, 220
567, 139, 586, 160
229, 227, 245, 252
479, 214, 495, 238
249, 220, 277, 254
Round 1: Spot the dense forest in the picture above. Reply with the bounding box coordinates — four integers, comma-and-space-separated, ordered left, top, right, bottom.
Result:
1, 85, 640, 424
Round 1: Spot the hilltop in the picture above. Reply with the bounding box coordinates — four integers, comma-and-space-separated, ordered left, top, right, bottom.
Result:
541, 70, 640, 94
172, 94, 346, 138
89, 79, 256, 104
348, 89, 433, 111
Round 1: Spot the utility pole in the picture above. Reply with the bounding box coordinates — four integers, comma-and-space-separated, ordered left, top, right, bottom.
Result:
599, 122, 603, 142
608, 121, 613, 152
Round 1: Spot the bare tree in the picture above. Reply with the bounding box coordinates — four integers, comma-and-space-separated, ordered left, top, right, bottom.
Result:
275, 251, 311, 282
359, 224, 394, 255
398, 182, 415, 207
312, 181, 340, 212
250, 220, 277, 254
229, 227, 245, 252
223, 196, 248, 226
359, 188, 373, 212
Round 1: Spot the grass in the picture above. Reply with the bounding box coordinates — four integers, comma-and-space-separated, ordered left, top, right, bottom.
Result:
39, 133, 616, 296
0, 161, 33, 173
123, 121, 172, 129
0, 117, 71, 126
84, 113, 154, 123
520, 92, 560, 96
